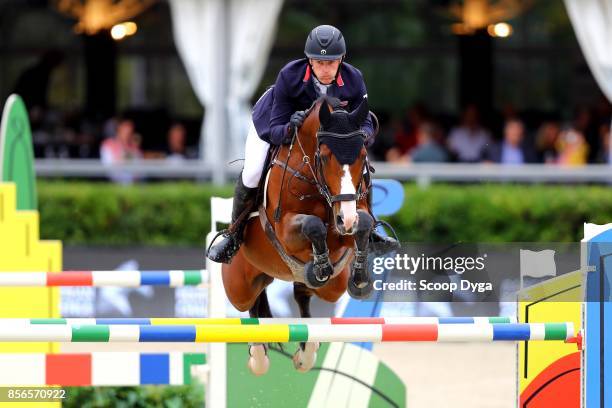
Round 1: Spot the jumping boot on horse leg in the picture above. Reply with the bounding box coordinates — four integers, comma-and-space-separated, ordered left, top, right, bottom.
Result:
299, 215, 333, 288
348, 209, 375, 299
366, 187, 400, 255
206, 175, 258, 264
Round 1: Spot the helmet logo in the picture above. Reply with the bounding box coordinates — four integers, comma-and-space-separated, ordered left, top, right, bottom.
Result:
320, 49, 327, 55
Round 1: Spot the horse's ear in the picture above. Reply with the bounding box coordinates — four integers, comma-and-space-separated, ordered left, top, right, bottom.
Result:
319, 102, 332, 128
350, 98, 369, 126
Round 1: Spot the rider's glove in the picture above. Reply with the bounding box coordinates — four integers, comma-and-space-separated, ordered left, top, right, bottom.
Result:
283, 110, 306, 145
289, 110, 306, 129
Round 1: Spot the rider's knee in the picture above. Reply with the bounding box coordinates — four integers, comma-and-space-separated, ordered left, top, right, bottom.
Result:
241, 169, 261, 189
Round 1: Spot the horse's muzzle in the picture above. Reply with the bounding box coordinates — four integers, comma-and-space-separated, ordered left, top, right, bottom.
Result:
335, 205, 358, 235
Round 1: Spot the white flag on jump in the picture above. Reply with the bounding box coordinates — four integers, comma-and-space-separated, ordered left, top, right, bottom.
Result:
520, 249, 557, 279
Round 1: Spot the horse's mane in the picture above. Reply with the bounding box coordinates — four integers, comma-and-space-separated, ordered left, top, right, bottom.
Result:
317, 96, 343, 109
305, 96, 344, 120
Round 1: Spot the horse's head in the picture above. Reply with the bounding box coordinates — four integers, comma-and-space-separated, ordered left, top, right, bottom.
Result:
313, 97, 370, 235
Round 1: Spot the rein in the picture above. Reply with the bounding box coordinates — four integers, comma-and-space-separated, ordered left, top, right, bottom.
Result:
272, 103, 317, 222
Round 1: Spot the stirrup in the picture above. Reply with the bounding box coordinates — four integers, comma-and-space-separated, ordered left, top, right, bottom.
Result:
371, 219, 400, 243
369, 220, 400, 255
206, 228, 231, 255
205, 228, 242, 263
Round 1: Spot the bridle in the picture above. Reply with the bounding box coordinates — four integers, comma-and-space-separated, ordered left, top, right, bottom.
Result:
312, 129, 370, 206
287, 104, 371, 207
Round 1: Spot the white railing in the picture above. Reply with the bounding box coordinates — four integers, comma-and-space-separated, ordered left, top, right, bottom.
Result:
34, 159, 612, 185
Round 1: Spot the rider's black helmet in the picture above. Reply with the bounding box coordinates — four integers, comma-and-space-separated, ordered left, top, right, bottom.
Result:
304, 25, 346, 61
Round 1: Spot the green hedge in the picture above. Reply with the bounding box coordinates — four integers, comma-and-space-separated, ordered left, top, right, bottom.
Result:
37, 181, 612, 245
385, 184, 612, 243
64, 384, 203, 407
38, 182, 232, 246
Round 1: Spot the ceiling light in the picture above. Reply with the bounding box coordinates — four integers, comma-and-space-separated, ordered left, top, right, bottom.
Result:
110, 24, 127, 40
123, 22, 137, 36
488, 22, 513, 38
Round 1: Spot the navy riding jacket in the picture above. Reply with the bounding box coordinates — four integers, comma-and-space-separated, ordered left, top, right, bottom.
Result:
252, 58, 374, 146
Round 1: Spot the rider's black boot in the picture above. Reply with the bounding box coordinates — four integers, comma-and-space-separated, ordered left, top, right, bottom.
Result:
366, 187, 401, 255
206, 176, 258, 264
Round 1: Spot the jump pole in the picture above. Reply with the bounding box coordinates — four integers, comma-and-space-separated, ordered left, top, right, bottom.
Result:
0, 323, 576, 343
0, 317, 517, 325
0, 270, 209, 287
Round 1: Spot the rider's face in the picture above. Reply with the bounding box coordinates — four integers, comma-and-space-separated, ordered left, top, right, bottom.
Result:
309, 58, 342, 85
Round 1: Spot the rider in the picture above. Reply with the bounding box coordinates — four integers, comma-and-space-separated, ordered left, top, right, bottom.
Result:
207, 24, 398, 264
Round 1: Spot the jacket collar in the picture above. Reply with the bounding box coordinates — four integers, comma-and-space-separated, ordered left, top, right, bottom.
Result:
303, 65, 311, 82
336, 72, 344, 86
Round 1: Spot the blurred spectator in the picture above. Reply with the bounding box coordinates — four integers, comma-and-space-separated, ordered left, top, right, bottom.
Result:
100, 118, 143, 184
131, 132, 143, 152
410, 123, 448, 163
447, 104, 491, 162
594, 97, 612, 130
385, 104, 428, 162
572, 106, 598, 162
535, 120, 561, 163
482, 119, 536, 164
166, 123, 188, 162
366, 112, 394, 161
596, 121, 611, 164
556, 129, 589, 166
103, 117, 119, 140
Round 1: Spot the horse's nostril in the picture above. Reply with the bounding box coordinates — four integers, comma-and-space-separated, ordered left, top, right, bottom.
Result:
336, 214, 343, 226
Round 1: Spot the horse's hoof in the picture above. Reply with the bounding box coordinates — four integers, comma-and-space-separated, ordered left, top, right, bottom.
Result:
348, 276, 373, 299
247, 344, 269, 376
304, 261, 331, 289
292, 342, 319, 372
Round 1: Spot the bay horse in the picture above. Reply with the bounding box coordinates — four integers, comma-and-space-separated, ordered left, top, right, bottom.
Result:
222, 96, 375, 375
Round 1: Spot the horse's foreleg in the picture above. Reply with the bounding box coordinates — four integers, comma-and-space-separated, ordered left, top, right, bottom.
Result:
348, 209, 375, 299
292, 282, 319, 372
247, 289, 272, 376
295, 214, 333, 288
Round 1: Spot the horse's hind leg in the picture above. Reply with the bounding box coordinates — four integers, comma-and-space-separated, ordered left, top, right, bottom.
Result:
222, 250, 271, 312
293, 283, 313, 318
292, 283, 319, 372
250, 288, 273, 318
247, 289, 272, 376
